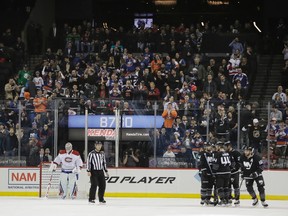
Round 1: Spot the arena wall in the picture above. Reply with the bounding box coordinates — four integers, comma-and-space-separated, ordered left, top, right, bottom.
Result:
0, 167, 287, 200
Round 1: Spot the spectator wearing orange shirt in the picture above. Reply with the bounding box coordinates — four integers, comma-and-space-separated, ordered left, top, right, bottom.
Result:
162, 102, 178, 140
33, 89, 47, 113
151, 54, 162, 73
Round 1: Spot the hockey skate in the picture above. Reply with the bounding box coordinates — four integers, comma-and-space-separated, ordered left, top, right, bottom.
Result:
252, 198, 259, 206
88, 199, 95, 204
213, 198, 219, 206
234, 200, 240, 206
99, 200, 106, 204
217, 199, 227, 207
200, 200, 205, 205
204, 199, 214, 206
261, 201, 268, 208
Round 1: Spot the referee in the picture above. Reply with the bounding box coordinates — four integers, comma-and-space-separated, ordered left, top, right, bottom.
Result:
87, 141, 109, 204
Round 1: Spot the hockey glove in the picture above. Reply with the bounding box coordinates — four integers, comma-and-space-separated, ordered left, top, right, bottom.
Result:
72, 167, 81, 174
250, 172, 259, 179
48, 163, 57, 172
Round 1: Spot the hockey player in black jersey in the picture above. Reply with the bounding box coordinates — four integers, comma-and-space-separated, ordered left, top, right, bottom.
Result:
226, 142, 241, 206
240, 147, 268, 207
212, 144, 232, 206
198, 144, 215, 206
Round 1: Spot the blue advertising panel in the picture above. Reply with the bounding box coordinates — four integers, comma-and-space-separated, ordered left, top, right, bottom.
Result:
68, 115, 164, 129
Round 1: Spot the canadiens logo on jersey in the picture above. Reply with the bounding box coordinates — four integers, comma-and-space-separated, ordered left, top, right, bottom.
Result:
65, 157, 73, 163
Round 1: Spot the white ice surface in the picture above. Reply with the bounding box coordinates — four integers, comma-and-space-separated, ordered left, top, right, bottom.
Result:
0, 197, 287, 216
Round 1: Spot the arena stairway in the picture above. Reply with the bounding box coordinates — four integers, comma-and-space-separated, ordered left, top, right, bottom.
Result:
249, 54, 284, 120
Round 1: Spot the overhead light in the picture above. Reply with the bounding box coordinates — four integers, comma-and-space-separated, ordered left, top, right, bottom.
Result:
253, 21, 262, 33
207, 0, 230, 6
154, 0, 177, 6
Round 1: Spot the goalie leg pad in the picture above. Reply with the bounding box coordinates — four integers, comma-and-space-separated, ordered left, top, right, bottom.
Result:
68, 173, 78, 199
59, 173, 69, 199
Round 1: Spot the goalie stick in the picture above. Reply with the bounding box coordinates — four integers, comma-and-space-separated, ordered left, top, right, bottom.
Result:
45, 171, 54, 198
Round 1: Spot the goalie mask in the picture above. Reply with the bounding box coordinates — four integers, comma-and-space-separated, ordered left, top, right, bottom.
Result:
65, 142, 73, 152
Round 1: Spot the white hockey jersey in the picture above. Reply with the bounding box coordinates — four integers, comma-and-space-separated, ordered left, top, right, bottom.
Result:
53, 150, 83, 172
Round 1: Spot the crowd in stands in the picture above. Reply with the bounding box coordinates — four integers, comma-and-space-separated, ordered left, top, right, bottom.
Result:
0, 18, 287, 168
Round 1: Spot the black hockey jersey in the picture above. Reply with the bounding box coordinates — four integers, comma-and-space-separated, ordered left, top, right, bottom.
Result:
199, 151, 214, 176
213, 151, 231, 175
229, 149, 241, 174
240, 154, 264, 178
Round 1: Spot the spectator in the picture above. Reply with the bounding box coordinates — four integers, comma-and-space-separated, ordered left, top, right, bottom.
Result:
33, 89, 48, 113
162, 102, 178, 135
147, 81, 160, 101
203, 73, 217, 97
123, 148, 139, 167
176, 146, 191, 167
5, 78, 19, 100
0, 122, 8, 155
43, 147, 52, 162
33, 71, 44, 89
247, 118, 265, 153
270, 106, 283, 122
282, 41, 288, 61
17, 65, 32, 86
163, 146, 175, 158
272, 85, 287, 103
3, 128, 18, 157
229, 37, 244, 54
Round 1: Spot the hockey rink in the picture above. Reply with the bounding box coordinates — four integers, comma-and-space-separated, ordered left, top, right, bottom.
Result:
0, 197, 287, 216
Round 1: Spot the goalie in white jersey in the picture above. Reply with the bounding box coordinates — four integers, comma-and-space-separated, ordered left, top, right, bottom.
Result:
49, 142, 83, 199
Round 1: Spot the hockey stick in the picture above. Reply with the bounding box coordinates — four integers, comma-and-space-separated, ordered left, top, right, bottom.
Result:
239, 177, 245, 192
45, 171, 54, 198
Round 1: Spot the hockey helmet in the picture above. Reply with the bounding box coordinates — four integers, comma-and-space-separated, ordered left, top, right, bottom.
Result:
244, 146, 254, 152
65, 142, 73, 152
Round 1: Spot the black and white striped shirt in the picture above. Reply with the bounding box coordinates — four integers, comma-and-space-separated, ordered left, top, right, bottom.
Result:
87, 150, 108, 172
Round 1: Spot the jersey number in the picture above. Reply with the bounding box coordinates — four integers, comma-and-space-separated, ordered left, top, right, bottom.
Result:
220, 156, 231, 165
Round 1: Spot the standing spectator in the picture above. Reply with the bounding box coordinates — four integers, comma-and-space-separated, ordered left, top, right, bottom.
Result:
5, 78, 19, 100
272, 85, 287, 103
0, 122, 8, 155
270, 106, 283, 122
87, 141, 109, 204
3, 128, 18, 157
162, 102, 178, 136
33, 71, 44, 89
229, 37, 244, 54
282, 41, 288, 61
203, 73, 217, 97
147, 81, 160, 101
33, 89, 48, 114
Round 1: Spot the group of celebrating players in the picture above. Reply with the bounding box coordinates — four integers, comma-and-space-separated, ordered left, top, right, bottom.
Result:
198, 141, 269, 207
47, 140, 269, 207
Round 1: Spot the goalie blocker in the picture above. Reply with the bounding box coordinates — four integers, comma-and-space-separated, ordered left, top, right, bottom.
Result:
49, 142, 83, 199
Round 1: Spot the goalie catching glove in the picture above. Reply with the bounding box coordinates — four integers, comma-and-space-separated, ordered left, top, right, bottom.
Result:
48, 163, 57, 172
